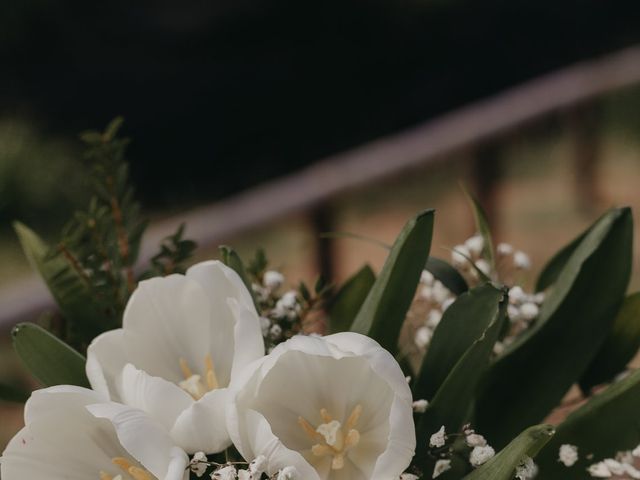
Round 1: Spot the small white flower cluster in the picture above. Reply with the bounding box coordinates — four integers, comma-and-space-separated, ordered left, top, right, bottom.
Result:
558, 442, 640, 478
452, 235, 491, 279
409, 233, 541, 356
252, 269, 304, 346
515, 456, 538, 479
493, 286, 545, 355
190, 453, 299, 480
425, 425, 499, 478
413, 270, 455, 350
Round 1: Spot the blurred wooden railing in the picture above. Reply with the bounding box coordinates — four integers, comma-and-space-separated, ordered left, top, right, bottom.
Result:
2, 45, 640, 329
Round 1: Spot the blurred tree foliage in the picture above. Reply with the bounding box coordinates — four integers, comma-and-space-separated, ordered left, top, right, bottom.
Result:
1, 0, 639, 209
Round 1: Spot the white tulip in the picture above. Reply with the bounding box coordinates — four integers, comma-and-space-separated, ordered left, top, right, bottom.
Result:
1, 385, 188, 480
86, 260, 265, 454
227, 332, 416, 480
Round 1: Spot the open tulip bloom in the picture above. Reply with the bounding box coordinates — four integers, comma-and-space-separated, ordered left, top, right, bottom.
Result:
226, 333, 416, 480
85, 260, 265, 454
0, 386, 189, 480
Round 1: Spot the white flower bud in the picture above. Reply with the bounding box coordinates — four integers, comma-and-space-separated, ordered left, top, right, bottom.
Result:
426, 309, 442, 328
429, 426, 446, 448
514, 251, 531, 270
415, 326, 432, 349
475, 259, 491, 276
497, 242, 514, 256
442, 297, 455, 311
421, 270, 435, 285
520, 302, 539, 321
431, 281, 451, 304
260, 317, 271, 337
588, 461, 611, 477
452, 245, 471, 268
212, 465, 236, 480
465, 433, 487, 447
190, 451, 208, 478
277, 466, 299, 480
558, 444, 578, 467
470, 445, 495, 467
263, 270, 284, 290
237, 469, 252, 480
433, 459, 452, 478
507, 305, 522, 322
269, 324, 283, 340
508, 286, 526, 304
280, 291, 298, 309
515, 456, 537, 480
465, 235, 484, 257
412, 399, 429, 413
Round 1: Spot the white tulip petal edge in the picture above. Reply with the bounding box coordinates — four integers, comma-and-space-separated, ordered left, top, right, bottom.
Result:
0, 385, 189, 480
86, 260, 265, 454
226, 332, 416, 480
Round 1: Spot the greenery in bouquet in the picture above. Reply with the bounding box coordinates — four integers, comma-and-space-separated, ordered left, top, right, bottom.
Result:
2, 119, 640, 480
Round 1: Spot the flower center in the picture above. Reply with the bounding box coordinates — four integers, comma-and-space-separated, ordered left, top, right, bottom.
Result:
178, 354, 219, 400
99, 457, 155, 480
298, 405, 362, 470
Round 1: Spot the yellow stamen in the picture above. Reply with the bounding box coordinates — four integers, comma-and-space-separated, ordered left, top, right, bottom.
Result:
179, 358, 193, 379
129, 467, 154, 480
346, 404, 363, 430
320, 408, 333, 423
205, 354, 219, 390
99, 471, 113, 480
332, 454, 345, 470
345, 429, 360, 448
311, 444, 334, 456
112, 457, 133, 473
298, 416, 321, 440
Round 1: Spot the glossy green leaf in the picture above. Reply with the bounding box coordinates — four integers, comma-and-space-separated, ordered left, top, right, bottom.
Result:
0, 382, 29, 403
580, 292, 640, 392
12, 323, 89, 387
328, 265, 376, 333
219, 245, 260, 310
350, 210, 435, 355
537, 368, 640, 478
476, 208, 633, 447
14, 222, 112, 339
413, 283, 504, 401
463, 187, 495, 270
425, 256, 468, 295
463, 425, 555, 480
415, 288, 507, 470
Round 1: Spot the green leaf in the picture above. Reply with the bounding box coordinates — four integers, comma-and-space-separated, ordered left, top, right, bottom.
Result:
12, 323, 89, 387
476, 207, 633, 447
415, 292, 508, 477
13, 222, 112, 339
425, 256, 468, 295
463, 187, 495, 270
463, 425, 555, 480
415, 287, 507, 448
328, 265, 376, 333
536, 368, 640, 478
0, 382, 29, 403
219, 245, 260, 310
413, 284, 504, 401
579, 292, 640, 393
535, 227, 591, 292
350, 210, 435, 355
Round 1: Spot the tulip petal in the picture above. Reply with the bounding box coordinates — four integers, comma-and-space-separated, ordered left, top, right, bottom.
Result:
228, 297, 265, 379
86, 329, 127, 401
117, 363, 193, 431
2, 387, 135, 480
122, 274, 213, 382
187, 260, 255, 312
88, 402, 189, 480
244, 409, 321, 480
170, 387, 231, 454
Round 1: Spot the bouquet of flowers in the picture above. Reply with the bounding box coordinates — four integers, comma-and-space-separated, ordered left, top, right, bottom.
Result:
2, 119, 640, 480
